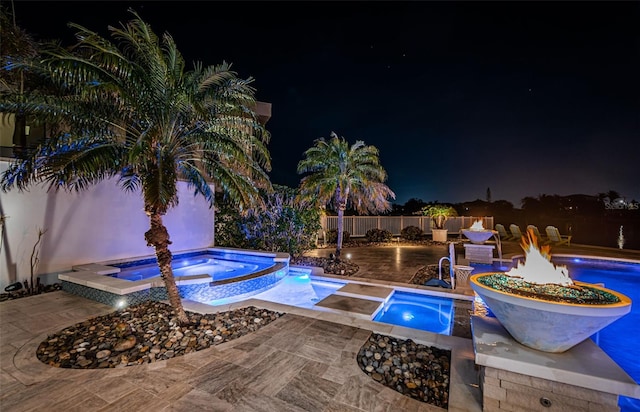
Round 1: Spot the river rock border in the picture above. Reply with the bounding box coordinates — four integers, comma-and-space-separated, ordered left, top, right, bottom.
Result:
357, 333, 451, 408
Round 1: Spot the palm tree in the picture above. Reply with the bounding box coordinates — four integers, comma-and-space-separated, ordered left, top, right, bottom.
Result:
297, 131, 395, 258
597, 190, 622, 205
0, 10, 271, 324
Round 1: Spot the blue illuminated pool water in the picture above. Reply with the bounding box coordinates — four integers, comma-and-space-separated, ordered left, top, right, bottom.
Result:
111, 253, 273, 281
472, 256, 640, 412
373, 292, 454, 335
207, 268, 346, 307
211, 268, 459, 336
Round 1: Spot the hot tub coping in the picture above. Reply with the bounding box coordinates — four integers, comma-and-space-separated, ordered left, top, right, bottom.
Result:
58, 246, 288, 296
59, 270, 213, 295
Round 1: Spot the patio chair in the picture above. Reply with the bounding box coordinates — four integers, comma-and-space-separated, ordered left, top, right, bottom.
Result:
509, 224, 524, 241
495, 224, 512, 240
545, 226, 572, 246
526, 225, 547, 243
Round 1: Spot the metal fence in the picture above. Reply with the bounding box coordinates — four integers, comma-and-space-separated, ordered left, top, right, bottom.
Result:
321, 216, 494, 238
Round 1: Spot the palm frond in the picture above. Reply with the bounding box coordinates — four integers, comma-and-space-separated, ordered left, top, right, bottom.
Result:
1, 9, 272, 218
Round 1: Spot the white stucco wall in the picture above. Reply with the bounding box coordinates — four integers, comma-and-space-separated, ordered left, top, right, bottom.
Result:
0, 114, 15, 148
0, 159, 215, 288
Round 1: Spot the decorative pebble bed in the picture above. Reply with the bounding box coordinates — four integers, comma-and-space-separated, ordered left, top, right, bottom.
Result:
410, 263, 451, 286
290, 255, 360, 276
37, 301, 283, 368
357, 333, 451, 409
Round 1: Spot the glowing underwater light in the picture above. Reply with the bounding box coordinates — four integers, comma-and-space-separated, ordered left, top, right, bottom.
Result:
402, 312, 415, 321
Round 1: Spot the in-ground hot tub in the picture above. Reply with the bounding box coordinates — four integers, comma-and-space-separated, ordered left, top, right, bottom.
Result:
111, 252, 276, 282
59, 247, 289, 307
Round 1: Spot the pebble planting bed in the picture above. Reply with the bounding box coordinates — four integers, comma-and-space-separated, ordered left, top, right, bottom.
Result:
357, 333, 451, 409
36, 301, 283, 368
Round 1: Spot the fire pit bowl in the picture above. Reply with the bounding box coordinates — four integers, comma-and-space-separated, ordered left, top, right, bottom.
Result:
462, 229, 495, 244
469, 272, 632, 353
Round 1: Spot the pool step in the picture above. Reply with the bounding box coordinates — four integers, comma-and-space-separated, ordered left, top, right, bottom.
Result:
334, 283, 394, 301
314, 283, 394, 319
314, 295, 383, 319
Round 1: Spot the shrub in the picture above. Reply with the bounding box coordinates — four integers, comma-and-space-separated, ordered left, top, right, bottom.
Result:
365, 228, 393, 243
326, 229, 350, 244
215, 185, 322, 257
420, 204, 458, 229
401, 225, 423, 241
214, 200, 251, 249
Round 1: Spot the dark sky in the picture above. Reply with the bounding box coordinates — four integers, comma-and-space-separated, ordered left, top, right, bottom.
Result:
11, 1, 640, 207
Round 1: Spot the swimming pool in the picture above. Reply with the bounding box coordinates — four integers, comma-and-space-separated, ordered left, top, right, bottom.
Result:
472, 255, 640, 412
209, 268, 464, 337
557, 256, 640, 412
373, 291, 454, 335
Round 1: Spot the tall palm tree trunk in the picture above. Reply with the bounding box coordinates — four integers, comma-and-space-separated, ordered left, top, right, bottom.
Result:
145, 213, 189, 324
336, 208, 344, 259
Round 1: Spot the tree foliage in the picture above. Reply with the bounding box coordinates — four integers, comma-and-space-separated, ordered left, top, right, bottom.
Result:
0, 10, 271, 323
0, 6, 39, 93
297, 131, 395, 257
420, 204, 458, 229
215, 185, 321, 257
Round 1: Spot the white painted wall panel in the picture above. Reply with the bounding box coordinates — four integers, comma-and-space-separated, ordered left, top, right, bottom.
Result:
0, 159, 215, 287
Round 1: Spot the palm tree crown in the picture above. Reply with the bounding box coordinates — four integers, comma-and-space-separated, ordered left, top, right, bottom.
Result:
0, 10, 272, 323
297, 131, 395, 257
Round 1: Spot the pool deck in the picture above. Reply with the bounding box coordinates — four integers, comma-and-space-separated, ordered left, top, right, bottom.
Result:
2, 241, 640, 411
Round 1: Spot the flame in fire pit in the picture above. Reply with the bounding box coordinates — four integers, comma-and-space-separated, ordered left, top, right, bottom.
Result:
469, 220, 485, 231
505, 229, 573, 286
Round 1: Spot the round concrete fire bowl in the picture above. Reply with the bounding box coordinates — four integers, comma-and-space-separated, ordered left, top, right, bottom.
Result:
462, 229, 495, 244
469, 273, 632, 353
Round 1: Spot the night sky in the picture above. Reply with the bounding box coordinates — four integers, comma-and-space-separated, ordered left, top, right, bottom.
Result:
11, 1, 640, 207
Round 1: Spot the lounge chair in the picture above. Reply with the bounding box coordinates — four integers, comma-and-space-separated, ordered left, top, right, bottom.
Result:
509, 224, 524, 241
495, 224, 512, 240
527, 225, 547, 243
545, 226, 572, 246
